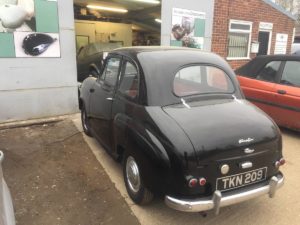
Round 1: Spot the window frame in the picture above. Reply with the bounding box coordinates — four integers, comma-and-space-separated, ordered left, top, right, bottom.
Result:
117, 58, 140, 103
98, 55, 122, 89
172, 63, 236, 98
227, 20, 253, 60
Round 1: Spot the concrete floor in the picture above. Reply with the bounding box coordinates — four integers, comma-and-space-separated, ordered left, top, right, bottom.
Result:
1, 119, 139, 225
72, 114, 300, 225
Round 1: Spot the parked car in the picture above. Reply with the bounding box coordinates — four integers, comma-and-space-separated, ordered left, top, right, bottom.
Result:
0, 151, 16, 225
79, 47, 284, 214
236, 55, 300, 131
77, 42, 122, 82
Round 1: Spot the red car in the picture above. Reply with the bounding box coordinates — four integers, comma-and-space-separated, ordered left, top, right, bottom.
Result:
236, 55, 300, 131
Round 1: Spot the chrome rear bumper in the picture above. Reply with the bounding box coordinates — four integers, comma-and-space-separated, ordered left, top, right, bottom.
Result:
165, 173, 284, 215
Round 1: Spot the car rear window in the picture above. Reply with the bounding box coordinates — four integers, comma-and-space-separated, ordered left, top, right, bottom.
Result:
174, 65, 235, 97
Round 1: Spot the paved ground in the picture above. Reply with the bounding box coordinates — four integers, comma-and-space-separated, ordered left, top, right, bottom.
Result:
1, 114, 300, 225
0, 119, 139, 225
72, 114, 300, 225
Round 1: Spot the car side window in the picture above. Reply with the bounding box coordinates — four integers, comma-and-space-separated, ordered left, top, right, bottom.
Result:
280, 61, 300, 87
257, 61, 281, 82
102, 57, 121, 87
118, 61, 139, 99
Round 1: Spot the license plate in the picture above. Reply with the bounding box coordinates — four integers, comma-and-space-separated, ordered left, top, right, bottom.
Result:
216, 167, 267, 192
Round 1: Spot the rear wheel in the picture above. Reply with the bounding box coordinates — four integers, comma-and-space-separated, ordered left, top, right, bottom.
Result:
123, 153, 154, 205
81, 104, 92, 137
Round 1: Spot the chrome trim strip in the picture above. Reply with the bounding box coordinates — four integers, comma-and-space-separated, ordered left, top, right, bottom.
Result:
165, 174, 284, 214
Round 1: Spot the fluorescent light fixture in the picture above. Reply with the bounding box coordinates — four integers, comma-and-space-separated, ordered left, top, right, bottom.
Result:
155, 18, 162, 23
87, 5, 128, 13
133, 0, 160, 4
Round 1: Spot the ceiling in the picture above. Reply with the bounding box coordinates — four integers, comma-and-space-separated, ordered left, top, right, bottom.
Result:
73, 0, 161, 32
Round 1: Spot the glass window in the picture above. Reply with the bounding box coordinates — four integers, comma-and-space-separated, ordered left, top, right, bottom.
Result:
228, 20, 252, 58
174, 65, 235, 97
257, 61, 281, 82
281, 61, 300, 87
119, 62, 139, 98
103, 58, 121, 86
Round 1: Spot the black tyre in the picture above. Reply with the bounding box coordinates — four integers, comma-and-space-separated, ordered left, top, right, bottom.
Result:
123, 152, 154, 205
81, 104, 93, 137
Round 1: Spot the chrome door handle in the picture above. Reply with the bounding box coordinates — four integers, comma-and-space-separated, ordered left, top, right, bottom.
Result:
106, 97, 114, 101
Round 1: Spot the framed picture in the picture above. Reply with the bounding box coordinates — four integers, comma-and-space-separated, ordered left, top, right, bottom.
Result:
0, 0, 60, 58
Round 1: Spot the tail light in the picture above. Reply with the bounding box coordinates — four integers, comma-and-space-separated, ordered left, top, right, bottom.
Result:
199, 178, 206, 186
188, 178, 198, 188
279, 158, 286, 166
275, 158, 286, 168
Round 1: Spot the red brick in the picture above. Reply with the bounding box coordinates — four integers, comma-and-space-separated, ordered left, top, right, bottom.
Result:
211, 0, 295, 69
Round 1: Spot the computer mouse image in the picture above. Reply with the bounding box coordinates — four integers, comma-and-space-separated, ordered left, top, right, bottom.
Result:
22, 33, 57, 56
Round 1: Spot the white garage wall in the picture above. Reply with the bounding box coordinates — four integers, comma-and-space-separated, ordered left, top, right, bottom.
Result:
0, 0, 78, 123
75, 20, 133, 47
161, 0, 215, 51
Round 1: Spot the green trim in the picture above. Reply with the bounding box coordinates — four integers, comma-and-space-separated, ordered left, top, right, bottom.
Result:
194, 19, 205, 37
35, 0, 59, 33
0, 33, 15, 58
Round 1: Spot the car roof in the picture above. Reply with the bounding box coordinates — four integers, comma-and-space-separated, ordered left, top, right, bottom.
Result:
235, 55, 300, 76
110, 47, 242, 106
110, 46, 232, 70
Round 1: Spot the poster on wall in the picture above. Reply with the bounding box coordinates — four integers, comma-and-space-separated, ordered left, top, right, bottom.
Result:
170, 8, 206, 49
0, 0, 60, 58
274, 33, 288, 55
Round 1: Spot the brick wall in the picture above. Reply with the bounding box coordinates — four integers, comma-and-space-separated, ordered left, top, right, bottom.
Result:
211, 0, 295, 70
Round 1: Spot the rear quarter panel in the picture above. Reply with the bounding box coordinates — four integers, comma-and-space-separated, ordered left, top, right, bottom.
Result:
80, 77, 97, 114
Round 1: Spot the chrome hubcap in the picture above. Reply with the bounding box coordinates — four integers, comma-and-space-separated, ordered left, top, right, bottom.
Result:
126, 156, 141, 193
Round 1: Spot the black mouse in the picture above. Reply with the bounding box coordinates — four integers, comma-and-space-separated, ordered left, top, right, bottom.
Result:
22, 33, 57, 56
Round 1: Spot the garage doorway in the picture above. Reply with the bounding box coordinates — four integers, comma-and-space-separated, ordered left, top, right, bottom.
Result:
258, 30, 272, 56
73, 1, 161, 48
73, 0, 161, 82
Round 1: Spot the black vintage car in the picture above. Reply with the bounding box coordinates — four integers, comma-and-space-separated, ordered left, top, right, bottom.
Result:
79, 47, 285, 214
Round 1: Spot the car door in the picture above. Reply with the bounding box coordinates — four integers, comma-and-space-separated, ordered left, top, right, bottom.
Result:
273, 61, 300, 129
239, 61, 282, 119
111, 59, 140, 156
89, 55, 122, 150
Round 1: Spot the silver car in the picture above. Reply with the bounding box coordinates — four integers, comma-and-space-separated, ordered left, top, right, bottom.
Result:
0, 151, 15, 225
